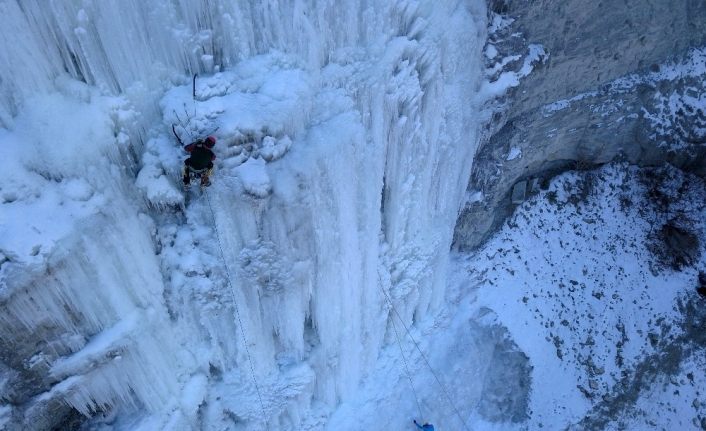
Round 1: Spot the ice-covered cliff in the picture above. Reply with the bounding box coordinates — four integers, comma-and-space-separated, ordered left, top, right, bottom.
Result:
0, 1, 487, 429
5, 1, 705, 430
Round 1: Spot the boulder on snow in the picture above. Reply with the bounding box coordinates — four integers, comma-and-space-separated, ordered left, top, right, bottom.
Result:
511, 181, 527, 204
653, 223, 701, 271
697, 271, 706, 298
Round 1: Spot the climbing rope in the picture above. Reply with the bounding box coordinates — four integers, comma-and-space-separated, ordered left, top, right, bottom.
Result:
205, 189, 269, 430
378, 285, 472, 431
389, 306, 424, 419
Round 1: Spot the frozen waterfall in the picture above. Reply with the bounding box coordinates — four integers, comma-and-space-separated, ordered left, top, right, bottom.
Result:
0, 1, 487, 429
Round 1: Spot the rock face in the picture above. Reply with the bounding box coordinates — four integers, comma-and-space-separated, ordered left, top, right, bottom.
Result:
454, 0, 706, 250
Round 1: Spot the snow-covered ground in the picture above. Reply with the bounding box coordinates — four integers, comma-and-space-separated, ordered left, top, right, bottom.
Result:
461, 163, 706, 429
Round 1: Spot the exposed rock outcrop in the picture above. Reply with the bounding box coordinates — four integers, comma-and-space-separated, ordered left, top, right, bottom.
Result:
454, 0, 706, 250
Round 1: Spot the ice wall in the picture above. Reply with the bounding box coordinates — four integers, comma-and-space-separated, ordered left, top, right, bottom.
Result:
0, 0, 385, 128
1, 1, 487, 429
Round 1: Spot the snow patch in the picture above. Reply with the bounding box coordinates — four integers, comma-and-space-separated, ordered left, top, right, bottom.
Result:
235, 157, 272, 198
480, 44, 548, 100
180, 374, 208, 420
506, 147, 522, 161
485, 44, 498, 60
0, 404, 10, 428
471, 163, 706, 429
259, 135, 292, 162
466, 190, 484, 204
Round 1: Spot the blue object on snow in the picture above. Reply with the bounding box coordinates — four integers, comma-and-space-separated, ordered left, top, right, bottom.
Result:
414, 420, 434, 431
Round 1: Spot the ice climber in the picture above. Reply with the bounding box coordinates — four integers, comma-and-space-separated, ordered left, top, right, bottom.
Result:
413, 419, 434, 430
183, 136, 216, 188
